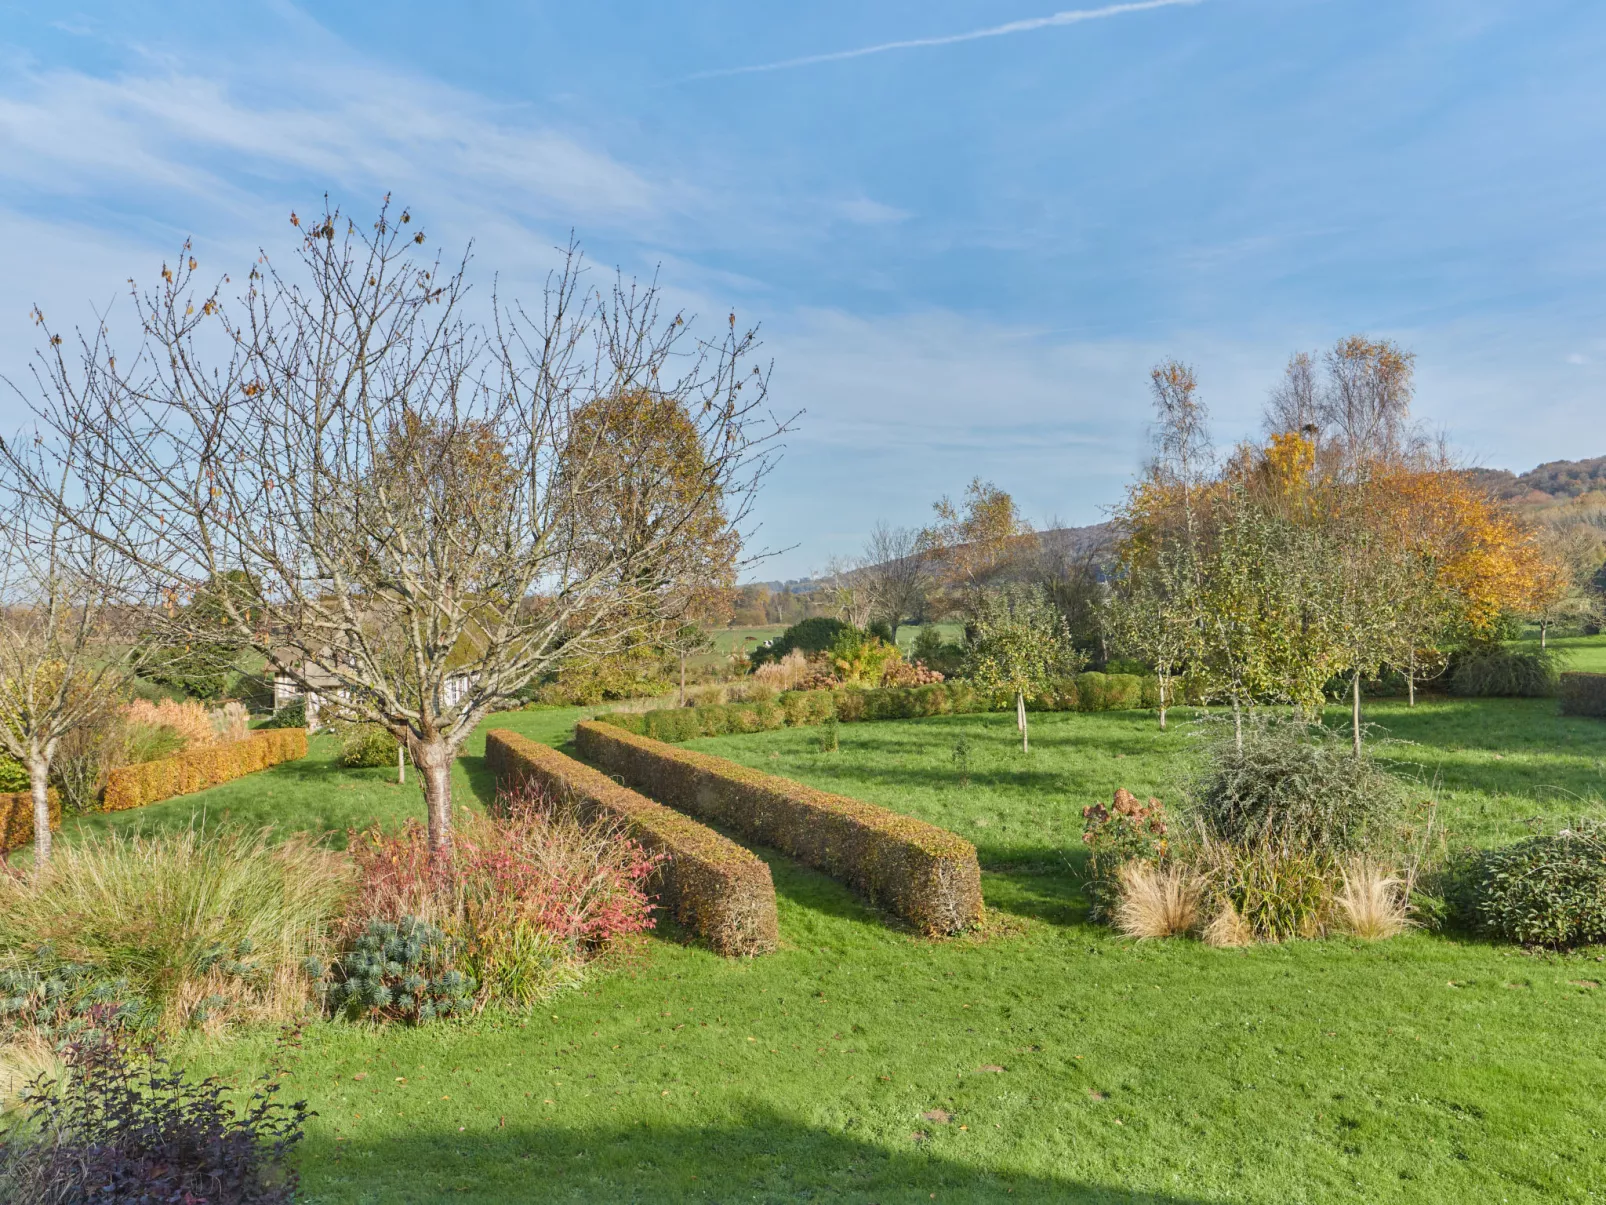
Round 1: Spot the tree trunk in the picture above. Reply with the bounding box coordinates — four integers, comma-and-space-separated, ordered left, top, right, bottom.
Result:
29, 757, 51, 866
1351, 671, 1363, 758
1540, 619, 1548, 649
1407, 648, 1416, 708
410, 736, 454, 858
1157, 674, 1169, 731
1016, 691, 1029, 754
397, 742, 406, 786
679, 654, 687, 708
1232, 698, 1243, 752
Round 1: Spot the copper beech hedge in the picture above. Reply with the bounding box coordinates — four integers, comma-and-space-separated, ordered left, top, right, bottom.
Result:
574, 720, 985, 936
484, 729, 778, 956
102, 728, 309, 812
0, 789, 60, 854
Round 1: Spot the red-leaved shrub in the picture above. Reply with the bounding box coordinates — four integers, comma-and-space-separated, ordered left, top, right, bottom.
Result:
346, 785, 663, 1006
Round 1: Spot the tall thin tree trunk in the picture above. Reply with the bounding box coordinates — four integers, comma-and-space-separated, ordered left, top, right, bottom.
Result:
29, 757, 51, 866
1157, 673, 1169, 731
397, 743, 406, 785
1351, 670, 1363, 757
679, 654, 687, 707
1017, 691, 1029, 753
1232, 698, 1243, 751
1540, 619, 1548, 649
1407, 648, 1416, 708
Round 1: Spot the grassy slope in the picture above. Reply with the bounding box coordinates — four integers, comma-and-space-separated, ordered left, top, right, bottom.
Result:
37, 697, 1606, 1203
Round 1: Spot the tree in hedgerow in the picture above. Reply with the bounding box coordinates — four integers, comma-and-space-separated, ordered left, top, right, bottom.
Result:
965, 585, 1084, 752
13, 202, 787, 859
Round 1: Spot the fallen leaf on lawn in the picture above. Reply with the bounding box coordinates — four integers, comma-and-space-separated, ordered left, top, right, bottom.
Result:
977, 1064, 1005, 1073
1089, 1091, 1107, 1101
1570, 980, 1600, 989
922, 1109, 952, 1123
394, 1076, 405, 1083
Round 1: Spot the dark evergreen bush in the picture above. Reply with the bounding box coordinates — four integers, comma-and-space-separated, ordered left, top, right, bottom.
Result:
1448, 646, 1558, 697
1188, 720, 1402, 856
750, 617, 851, 666
1469, 822, 1606, 947
260, 698, 307, 729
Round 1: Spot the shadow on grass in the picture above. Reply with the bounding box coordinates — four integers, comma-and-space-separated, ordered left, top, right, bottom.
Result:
301, 1105, 1217, 1204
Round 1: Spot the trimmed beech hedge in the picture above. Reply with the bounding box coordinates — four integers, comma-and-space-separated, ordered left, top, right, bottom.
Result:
1560, 672, 1606, 718
599, 673, 1160, 743
0, 789, 60, 853
102, 728, 308, 812
575, 720, 985, 936
484, 729, 778, 956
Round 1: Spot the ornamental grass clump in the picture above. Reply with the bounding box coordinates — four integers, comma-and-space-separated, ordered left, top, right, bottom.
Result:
0, 826, 351, 1034
342, 784, 662, 1013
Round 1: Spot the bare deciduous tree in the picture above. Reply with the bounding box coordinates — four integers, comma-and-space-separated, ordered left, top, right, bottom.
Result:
17, 201, 788, 857
0, 383, 147, 864
859, 521, 929, 642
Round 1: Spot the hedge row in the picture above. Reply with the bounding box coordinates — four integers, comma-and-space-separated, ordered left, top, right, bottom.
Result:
0, 789, 60, 854
484, 729, 778, 957
575, 721, 985, 936
102, 728, 309, 812
599, 673, 1161, 743
1560, 672, 1606, 718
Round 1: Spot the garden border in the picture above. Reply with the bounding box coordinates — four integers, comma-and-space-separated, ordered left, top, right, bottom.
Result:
484, 729, 778, 956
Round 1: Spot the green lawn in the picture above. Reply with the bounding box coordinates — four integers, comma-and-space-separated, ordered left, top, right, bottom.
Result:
36, 699, 1606, 1202
1519, 632, 1606, 673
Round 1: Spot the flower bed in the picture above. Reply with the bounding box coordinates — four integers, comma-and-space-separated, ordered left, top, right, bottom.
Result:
101, 729, 309, 813
484, 730, 778, 956
574, 721, 984, 936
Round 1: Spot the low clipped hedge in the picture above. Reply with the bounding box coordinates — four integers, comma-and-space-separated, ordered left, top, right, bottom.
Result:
102, 728, 309, 812
0, 789, 60, 853
484, 729, 778, 957
575, 721, 985, 936
1560, 672, 1606, 718
599, 673, 1159, 743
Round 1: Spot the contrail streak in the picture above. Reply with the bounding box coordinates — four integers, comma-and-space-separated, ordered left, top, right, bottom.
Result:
686, 0, 1204, 81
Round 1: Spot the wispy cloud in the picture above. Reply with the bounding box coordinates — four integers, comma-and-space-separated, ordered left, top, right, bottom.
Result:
686, 0, 1203, 80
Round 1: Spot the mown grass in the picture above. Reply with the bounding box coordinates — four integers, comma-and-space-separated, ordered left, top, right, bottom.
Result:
21, 695, 1606, 1202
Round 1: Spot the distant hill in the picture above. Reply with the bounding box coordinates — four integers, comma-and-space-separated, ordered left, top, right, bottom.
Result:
1467, 456, 1606, 501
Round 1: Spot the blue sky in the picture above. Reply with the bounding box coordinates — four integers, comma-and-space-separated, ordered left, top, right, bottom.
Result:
2, 0, 1603, 578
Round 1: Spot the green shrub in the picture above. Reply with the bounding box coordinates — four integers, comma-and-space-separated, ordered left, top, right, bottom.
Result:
1469, 822, 1606, 947
1080, 789, 1169, 923
1188, 720, 1402, 857
338, 723, 399, 768
260, 698, 306, 729
1559, 672, 1606, 718
751, 617, 851, 666
0, 756, 28, 793
325, 917, 475, 1023
1449, 645, 1558, 697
